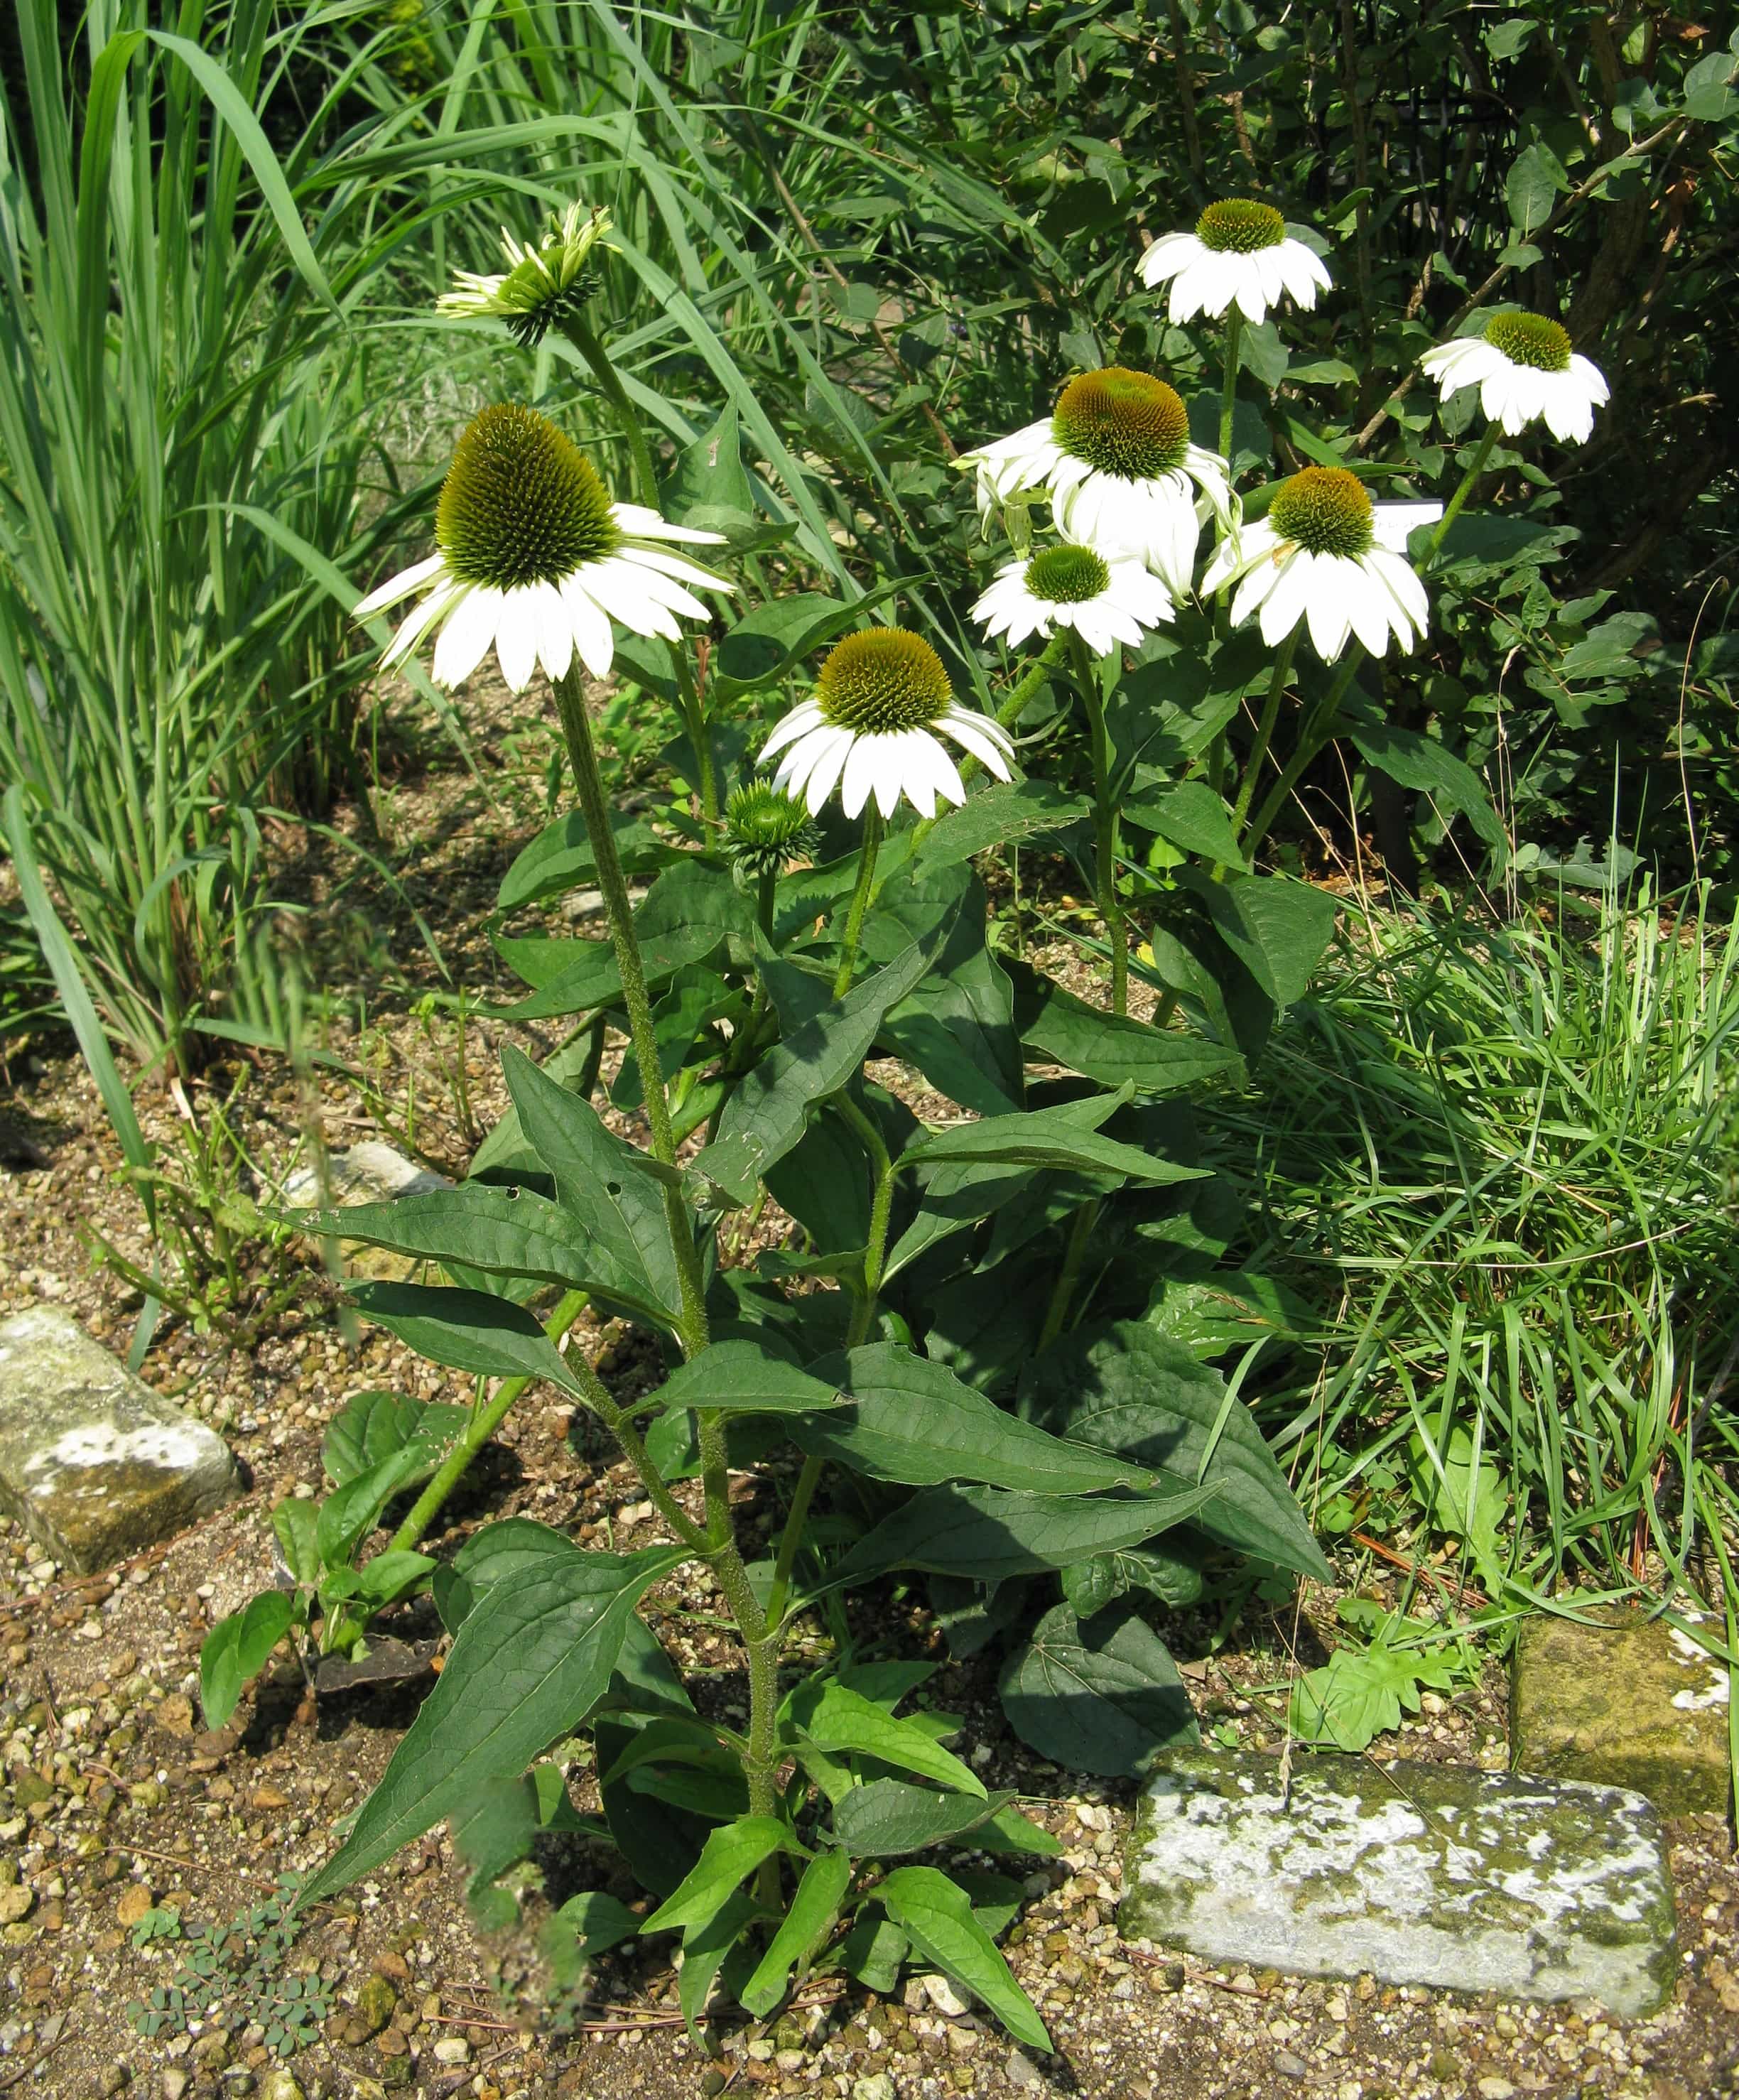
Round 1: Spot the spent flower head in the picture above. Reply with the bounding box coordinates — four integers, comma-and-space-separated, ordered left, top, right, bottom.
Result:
723, 779, 820, 880
1202, 465, 1439, 661
759, 627, 1014, 819
1420, 310, 1610, 443
957, 366, 1230, 595
438, 201, 617, 348
1139, 199, 1331, 325
354, 403, 730, 691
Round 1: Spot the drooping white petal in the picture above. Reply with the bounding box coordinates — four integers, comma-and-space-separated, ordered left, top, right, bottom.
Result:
886, 732, 932, 818
1137, 231, 1199, 288
429, 583, 502, 686
1371, 501, 1443, 553
356, 550, 448, 618
1253, 548, 1312, 644
935, 709, 1014, 779
840, 734, 882, 820
560, 576, 616, 678
1367, 548, 1430, 639
920, 730, 968, 808
494, 590, 541, 691
1303, 561, 1355, 661
616, 544, 730, 593
381, 578, 462, 671
797, 725, 856, 813
524, 580, 570, 682
1344, 561, 1400, 658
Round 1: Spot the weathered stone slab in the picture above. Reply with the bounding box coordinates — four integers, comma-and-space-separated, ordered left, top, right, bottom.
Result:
1511, 1611, 1731, 1817
1120, 1746, 1676, 2016
0, 1306, 240, 1571
281, 1141, 452, 1282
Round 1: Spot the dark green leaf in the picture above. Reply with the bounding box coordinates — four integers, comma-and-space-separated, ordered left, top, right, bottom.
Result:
200, 1591, 297, 1729
790, 1682, 985, 1795
298, 1547, 683, 1905
315, 1444, 435, 1571
689, 939, 938, 1207
641, 1340, 845, 1422
1346, 724, 1503, 847
541, 1890, 641, 1986
677, 1892, 755, 2042
433, 1517, 581, 1634
864, 863, 1022, 1115
792, 1344, 1154, 1494
1020, 1322, 1329, 1581
833, 1782, 1017, 1858
1007, 958, 1242, 1093
322, 1389, 469, 1489
999, 1602, 1198, 1776
497, 809, 675, 914
902, 1095, 1207, 1185
598, 1717, 713, 1897
875, 1866, 1049, 2051
296, 1186, 610, 1299
1200, 872, 1338, 1011
347, 1282, 590, 1400
271, 1498, 319, 1589
838, 1915, 908, 1993
1122, 779, 1247, 868
915, 780, 1089, 868
817, 1483, 1219, 1591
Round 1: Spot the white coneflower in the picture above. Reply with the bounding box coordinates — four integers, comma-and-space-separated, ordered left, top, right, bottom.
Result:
437, 200, 617, 347
972, 541, 1174, 656
354, 405, 730, 691
957, 368, 1230, 595
759, 629, 1014, 820
1138, 199, 1331, 326
1201, 467, 1439, 661
1419, 311, 1610, 443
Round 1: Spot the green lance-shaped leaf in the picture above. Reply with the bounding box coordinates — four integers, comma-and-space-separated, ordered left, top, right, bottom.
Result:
833, 1782, 1019, 1859
1005, 957, 1242, 1094
1345, 722, 1505, 848
1120, 778, 1247, 868
789, 1682, 985, 1795
640, 1340, 847, 1422
874, 1866, 1050, 2052
541, 1890, 643, 1986
740, 1846, 855, 2016
816, 1483, 1219, 1593
791, 1344, 1155, 1494
297, 1547, 683, 1907
501, 1043, 688, 1326
200, 1591, 298, 1730
322, 1389, 470, 1489
315, 1443, 442, 1571
688, 938, 938, 1208
498, 808, 677, 914
433, 1517, 585, 1634
641, 1815, 811, 1936
900, 1092, 1209, 1186
677, 1893, 757, 2043
1199, 872, 1338, 1012
1019, 1322, 1330, 1581
914, 779, 1090, 870
292, 1182, 603, 1293
347, 1282, 592, 1401
999, 1601, 1198, 1777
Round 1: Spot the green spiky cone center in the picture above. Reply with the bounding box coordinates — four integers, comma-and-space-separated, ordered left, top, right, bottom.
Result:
435, 404, 619, 590
725, 781, 818, 875
1024, 546, 1110, 604
817, 629, 953, 733
1269, 466, 1375, 559
1196, 199, 1286, 254
1483, 311, 1573, 373
1053, 368, 1190, 482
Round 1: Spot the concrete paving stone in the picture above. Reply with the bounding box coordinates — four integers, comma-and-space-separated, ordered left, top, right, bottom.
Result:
1120, 1746, 1676, 2017
1510, 1610, 1732, 1817
0, 1304, 239, 1572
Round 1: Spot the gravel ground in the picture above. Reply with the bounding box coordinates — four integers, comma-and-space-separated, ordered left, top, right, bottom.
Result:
2, 688, 1737, 2100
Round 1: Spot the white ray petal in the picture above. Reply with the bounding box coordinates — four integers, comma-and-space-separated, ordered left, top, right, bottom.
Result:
617, 545, 731, 592
494, 592, 541, 691
381, 578, 461, 671
428, 584, 502, 686
840, 735, 884, 820
356, 550, 447, 618
1257, 550, 1313, 644
1304, 561, 1355, 661
609, 502, 726, 544
760, 698, 827, 764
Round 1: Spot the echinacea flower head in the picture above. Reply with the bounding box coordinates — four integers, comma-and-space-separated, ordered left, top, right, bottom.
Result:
957, 367, 1230, 595
1139, 199, 1331, 326
1419, 311, 1610, 443
973, 541, 1175, 656
437, 200, 616, 347
1201, 466, 1439, 662
722, 779, 820, 881
355, 404, 730, 692
759, 627, 1015, 821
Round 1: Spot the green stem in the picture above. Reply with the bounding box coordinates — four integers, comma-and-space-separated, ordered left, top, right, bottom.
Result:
1070, 632, 1127, 1017
1218, 305, 1244, 470
1037, 1200, 1099, 1353
553, 666, 709, 1353
832, 807, 883, 999
1242, 644, 1367, 857
1230, 627, 1300, 842
672, 642, 719, 826
1429, 421, 1500, 557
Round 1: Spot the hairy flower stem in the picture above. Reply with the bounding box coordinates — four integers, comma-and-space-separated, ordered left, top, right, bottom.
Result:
832, 808, 884, 999
1242, 645, 1368, 855
1230, 627, 1300, 843
560, 315, 718, 823
1218, 306, 1244, 469
1070, 633, 1127, 1017
1429, 422, 1500, 556
1036, 1198, 1099, 1352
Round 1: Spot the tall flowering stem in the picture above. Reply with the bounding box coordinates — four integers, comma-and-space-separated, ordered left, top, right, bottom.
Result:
1242, 644, 1368, 855
832, 808, 884, 998
1218, 306, 1243, 469
559, 315, 720, 823
1429, 423, 1501, 556
1230, 627, 1300, 841
1068, 632, 1128, 1017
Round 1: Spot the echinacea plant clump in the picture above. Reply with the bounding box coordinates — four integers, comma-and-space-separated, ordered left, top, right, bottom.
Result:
202, 175, 1609, 2069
